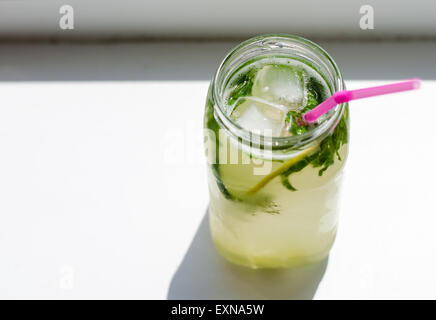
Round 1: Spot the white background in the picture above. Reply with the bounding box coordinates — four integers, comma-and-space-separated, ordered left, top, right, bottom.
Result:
0, 40, 435, 299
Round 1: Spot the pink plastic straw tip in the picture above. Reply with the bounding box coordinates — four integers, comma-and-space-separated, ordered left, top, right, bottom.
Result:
303, 112, 317, 123
410, 78, 421, 89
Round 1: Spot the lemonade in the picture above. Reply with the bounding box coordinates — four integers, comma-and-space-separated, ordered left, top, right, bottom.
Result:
204, 35, 349, 268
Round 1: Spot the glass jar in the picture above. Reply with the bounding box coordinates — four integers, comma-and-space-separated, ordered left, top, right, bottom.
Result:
204, 34, 349, 269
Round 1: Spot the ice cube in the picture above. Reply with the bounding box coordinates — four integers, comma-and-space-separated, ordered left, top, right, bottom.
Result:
252, 65, 305, 109
230, 96, 287, 137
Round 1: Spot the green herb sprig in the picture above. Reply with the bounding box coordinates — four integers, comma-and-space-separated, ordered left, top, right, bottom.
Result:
280, 77, 348, 190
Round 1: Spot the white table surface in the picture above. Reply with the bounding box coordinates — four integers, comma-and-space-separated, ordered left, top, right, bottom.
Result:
0, 40, 435, 299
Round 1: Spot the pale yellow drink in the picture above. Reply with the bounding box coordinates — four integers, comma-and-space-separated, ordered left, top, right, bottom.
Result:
204, 35, 349, 269
207, 138, 348, 268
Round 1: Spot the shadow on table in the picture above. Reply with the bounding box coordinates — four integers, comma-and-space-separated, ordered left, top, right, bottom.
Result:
167, 208, 328, 300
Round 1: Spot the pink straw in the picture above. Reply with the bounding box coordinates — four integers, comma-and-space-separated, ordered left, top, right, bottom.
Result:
303, 78, 421, 124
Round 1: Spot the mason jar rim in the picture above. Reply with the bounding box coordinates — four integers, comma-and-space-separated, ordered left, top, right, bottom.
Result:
211, 34, 346, 150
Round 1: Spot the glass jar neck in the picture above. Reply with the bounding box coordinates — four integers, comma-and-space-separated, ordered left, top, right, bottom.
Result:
211, 34, 346, 151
